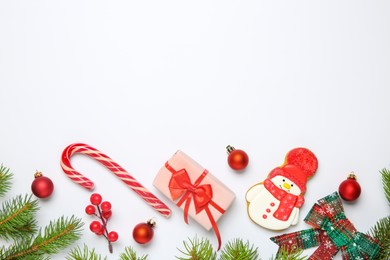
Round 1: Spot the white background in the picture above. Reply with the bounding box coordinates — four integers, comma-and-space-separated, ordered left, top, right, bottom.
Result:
1, 1, 390, 259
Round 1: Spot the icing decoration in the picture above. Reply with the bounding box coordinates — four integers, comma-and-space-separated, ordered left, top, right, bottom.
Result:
246, 147, 318, 230
271, 192, 381, 260
263, 179, 305, 221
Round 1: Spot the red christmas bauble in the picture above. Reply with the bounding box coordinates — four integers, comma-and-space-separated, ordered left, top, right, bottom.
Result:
226, 145, 249, 171
338, 173, 361, 201
133, 219, 155, 244
31, 172, 54, 199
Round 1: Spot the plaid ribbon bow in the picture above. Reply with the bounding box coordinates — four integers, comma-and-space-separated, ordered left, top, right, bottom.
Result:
271, 192, 381, 260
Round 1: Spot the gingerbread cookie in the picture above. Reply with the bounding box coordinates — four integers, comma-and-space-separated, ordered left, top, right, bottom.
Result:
245, 148, 318, 230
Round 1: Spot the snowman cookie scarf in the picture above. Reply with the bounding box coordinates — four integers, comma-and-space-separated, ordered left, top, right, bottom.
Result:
245, 148, 318, 230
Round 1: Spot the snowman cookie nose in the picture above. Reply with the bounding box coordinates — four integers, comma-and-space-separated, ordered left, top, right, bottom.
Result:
283, 183, 291, 190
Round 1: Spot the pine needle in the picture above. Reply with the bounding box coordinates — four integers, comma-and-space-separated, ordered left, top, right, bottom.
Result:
1, 215, 83, 260
119, 246, 148, 260
66, 244, 107, 260
272, 246, 307, 260
219, 238, 260, 260
0, 165, 13, 198
380, 168, 390, 205
368, 216, 390, 260
66, 245, 147, 260
176, 236, 217, 260
0, 194, 39, 240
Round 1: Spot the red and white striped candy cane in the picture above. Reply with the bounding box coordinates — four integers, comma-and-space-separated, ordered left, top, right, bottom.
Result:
61, 143, 171, 217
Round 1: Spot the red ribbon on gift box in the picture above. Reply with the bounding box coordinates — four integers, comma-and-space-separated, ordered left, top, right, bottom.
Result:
165, 162, 225, 250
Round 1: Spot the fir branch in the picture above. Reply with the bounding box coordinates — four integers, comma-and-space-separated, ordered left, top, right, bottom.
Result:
368, 216, 390, 260
0, 194, 39, 240
119, 246, 148, 260
1, 215, 83, 260
219, 238, 259, 260
0, 165, 13, 198
272, 246, 306, 260
176, 236, 217, 260
380, 168, 390, 205
66, 244, 107, 260
66, 245, 147, 260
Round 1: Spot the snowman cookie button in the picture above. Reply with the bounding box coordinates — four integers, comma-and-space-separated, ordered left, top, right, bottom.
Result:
245, 147, 318, 231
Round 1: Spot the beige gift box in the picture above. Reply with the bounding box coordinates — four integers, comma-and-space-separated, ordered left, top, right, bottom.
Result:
153, 150, 235, 231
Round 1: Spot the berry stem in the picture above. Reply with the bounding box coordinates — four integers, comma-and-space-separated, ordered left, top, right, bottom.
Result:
96, 205, 113, 253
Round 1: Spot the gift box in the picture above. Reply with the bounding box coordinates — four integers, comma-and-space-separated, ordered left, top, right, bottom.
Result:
153, 150, 235, 248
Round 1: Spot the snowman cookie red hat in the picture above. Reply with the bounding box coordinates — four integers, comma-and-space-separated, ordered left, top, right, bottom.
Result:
245, 147, 318, 231
269, 148, 318, 193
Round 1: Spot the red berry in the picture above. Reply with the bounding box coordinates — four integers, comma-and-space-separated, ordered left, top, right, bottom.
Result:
85, 205, 96, 215
89, 221, 102, 233
95, 227, 105, 236
90, 193, 102, 205
102, 210, 112, 219
101, 201, 112, 212
108, 231, 118, 242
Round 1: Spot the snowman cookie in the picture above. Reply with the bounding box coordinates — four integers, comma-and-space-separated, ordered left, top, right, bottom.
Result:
245, 147, 318, 230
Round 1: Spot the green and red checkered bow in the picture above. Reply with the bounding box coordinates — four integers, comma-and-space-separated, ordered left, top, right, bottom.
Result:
271, 192, 381, 260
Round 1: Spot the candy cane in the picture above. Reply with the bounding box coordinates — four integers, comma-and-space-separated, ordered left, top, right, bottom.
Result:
61, 143, 171, 217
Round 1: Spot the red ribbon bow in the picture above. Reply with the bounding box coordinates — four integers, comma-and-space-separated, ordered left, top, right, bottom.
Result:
165, 162, 225, 250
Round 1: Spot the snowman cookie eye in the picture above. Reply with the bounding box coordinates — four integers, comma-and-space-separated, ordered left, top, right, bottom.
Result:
282, 179, 285, 182
291, 184, 294, 187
